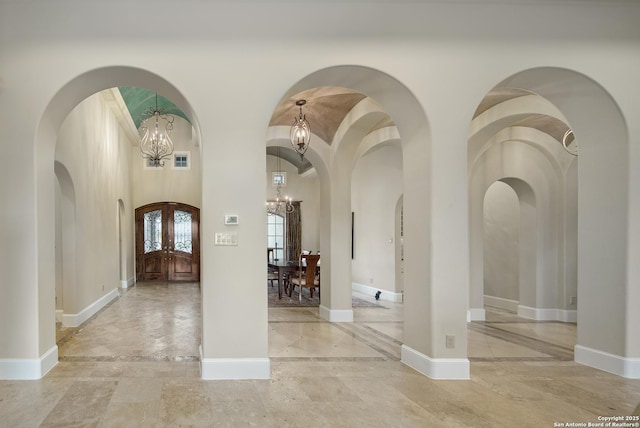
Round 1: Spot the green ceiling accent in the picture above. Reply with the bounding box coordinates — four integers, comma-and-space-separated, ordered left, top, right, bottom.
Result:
118, 87, 191, 129
266, 146, 313, 175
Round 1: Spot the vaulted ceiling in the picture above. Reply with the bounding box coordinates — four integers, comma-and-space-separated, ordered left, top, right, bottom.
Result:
270, 86, 571, 155
473, 87, 572, 144
119, 85, 573, 172
118, 87, 191, 129
269, 87, 395, 146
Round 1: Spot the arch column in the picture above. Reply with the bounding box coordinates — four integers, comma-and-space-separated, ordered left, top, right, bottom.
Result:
0, 125, 49, 379
320, 102, 388, 322
401, 121, 470, 380
319, 162, 354, 322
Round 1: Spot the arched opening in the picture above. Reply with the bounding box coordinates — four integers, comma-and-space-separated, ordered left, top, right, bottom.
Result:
265, 65, 456, 379
352, 141, 404, 303
54, 161, 77, 327
468, 67, 631, 376
35, 67, 202, 375
117, 199, 129, 289
482, 181, 520, 311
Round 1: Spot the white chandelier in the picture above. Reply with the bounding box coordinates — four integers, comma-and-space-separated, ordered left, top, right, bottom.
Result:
289, 99, 310, 160
139, 93, 175, 167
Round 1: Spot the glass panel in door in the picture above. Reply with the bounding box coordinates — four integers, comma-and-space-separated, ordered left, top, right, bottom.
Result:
173, 210, 193, 254
143, 209, 163, 253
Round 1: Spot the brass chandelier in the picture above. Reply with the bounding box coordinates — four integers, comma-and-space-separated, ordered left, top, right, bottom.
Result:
289, 99, 310, 160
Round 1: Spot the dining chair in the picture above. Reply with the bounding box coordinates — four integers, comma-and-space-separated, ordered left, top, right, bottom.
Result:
288, 254, 320, 303
267, 247, 278, 287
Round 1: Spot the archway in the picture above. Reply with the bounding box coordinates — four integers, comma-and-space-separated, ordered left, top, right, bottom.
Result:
54, 161, 77, 327
469, 102, 570, 323
268, 91, 406, 321
500, 177, 537, 316
468, 67, 633, 377
352, 137, 404, 304
117, 199, 129, 289
482, 181, 520, 311
34, 66, 202, 377
267, 65, 469, 379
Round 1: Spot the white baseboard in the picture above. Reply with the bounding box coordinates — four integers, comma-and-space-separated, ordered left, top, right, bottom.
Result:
484, 296, 576, 323
200, 357, 270, 380
518, 305, 555, 320
352, 283, 403, 303
575, 345, 640, 379
556, 309, 577, 323
518, 305, 577, 322
468, 308, 486, 322
62, 288, 119, 327
319, 305, 353, 322
55, 309, 63, 323
484, 295, 519, 312
120, 277, 135, 289
401, 345, 470, 380
0, 345, 58, 380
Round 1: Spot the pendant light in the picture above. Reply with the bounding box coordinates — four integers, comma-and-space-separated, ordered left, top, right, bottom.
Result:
290, 99, 310, 160
139, 93, 175, 167
266, 146, 294, 214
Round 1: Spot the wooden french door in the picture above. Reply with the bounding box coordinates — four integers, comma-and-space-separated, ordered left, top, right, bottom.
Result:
135, 202, 200, 282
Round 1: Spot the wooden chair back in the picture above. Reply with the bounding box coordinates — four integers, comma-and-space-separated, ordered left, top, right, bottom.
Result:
300, 254, 320, 286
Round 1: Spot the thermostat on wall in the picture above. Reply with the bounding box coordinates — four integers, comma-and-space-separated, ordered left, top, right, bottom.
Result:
224, 215, 239, 225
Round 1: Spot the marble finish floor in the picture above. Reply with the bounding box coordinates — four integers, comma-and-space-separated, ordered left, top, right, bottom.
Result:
2, 283, 639, 427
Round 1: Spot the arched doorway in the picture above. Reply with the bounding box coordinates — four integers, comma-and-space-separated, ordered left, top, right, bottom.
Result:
135, 202, 200, 282
117, 199, 129, 289
482, 181, 520, 310
31, 67, 202, 377
266, 65, 463, 379
468, 67, 633, 377
54, 161, 77, 326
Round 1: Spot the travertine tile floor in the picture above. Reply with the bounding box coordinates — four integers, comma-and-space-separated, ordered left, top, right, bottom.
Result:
2, 282, 639, 427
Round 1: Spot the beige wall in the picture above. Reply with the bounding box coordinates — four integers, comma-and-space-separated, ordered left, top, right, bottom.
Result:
483, 181, 520, 303
132, 116, 201, 209
0, 0, 638, 379
54, 91, 135, 318
351, 144, 403, 294
53, 88, 201, 322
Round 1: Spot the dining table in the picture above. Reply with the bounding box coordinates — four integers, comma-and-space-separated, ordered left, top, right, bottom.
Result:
268, 257, 321, 299
268, 259, 300, 299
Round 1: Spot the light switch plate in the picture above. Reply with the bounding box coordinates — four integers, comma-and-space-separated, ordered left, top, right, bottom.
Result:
446, 334, 456, 349
215, 232, 238, 246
